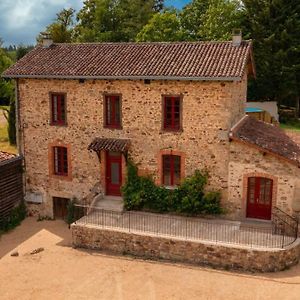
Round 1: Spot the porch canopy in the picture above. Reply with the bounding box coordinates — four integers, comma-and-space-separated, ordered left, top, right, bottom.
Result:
88, 138, 130, 153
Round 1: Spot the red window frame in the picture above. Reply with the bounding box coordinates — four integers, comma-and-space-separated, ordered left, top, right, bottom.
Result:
53, 146, 68, 176
163, 96, 181, 131
104, 95, 121, 128
162, 155, 181, 186
51, 93, 66, 125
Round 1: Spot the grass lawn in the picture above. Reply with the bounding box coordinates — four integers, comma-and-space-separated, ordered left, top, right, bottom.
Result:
280, 123, 300, 131
0, 105, 9, 111
0, 107, 17, 154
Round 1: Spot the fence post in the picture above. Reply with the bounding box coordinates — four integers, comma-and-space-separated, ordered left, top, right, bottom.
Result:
296, 217, 299, 239
129, 211, 131, 232
185, 218, 188, 240
281, 222, 285, 249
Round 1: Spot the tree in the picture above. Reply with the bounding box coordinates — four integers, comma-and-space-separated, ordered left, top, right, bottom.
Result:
198, 0, 243, 41
16, 45, 34, 60
136, 10, 186, 42
0, 46, 14, 106
39, 8, 75, 43
242, 0, 300, 109
75, 0, 163, 42
3, 97, 16, 145
180, 0, 242, 41
180, 0, 210, 40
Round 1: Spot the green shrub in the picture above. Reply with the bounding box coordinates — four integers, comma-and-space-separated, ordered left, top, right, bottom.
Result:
66, 197, 84, 225
0, 201, 26, 232
122, 161, 222, 215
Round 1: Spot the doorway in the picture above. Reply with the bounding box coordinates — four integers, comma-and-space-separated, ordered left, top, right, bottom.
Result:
53, 197, 69, 220
246, 177, 273, 220
105, 151, 122, 196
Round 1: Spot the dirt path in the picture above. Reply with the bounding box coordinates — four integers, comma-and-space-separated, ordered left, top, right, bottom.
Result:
285, 129, 300, 145
0, 218, 300, 300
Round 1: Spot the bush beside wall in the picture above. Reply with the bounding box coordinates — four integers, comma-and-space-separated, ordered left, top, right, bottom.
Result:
0, 201, 26, 233
122, 162, 222, 215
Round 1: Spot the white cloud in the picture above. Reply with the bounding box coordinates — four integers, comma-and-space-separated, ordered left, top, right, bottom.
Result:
0, 0, 84, 46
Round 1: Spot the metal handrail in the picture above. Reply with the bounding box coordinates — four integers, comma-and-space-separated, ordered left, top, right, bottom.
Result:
73, 204, 299, 249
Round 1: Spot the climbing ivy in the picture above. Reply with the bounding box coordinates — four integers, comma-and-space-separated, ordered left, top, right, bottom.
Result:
122, 161, 222, 215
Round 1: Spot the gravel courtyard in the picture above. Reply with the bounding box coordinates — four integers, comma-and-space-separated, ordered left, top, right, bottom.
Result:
0, 218, 300, 300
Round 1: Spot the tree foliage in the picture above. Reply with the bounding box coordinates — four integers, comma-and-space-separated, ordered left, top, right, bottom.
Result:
74, 0, 163, 42
0, 44, 14, 105
39, 8, 75, 43
198, 0, 243, 41
136, 9, 186, 42
242, 0, 300, 107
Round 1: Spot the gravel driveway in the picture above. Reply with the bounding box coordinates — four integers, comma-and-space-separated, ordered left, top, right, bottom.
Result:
0, 218, 300, 300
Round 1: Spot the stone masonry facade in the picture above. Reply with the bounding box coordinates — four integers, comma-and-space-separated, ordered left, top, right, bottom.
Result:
228, 141, 300, 219
19, 74, 247, 217
72, 224, 300, 273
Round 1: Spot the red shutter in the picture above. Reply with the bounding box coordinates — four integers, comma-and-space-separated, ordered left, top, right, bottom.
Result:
105, 95, 121, 128
54, 147, 68, 176
51, 94, 66, 125
163, 96, 181, 131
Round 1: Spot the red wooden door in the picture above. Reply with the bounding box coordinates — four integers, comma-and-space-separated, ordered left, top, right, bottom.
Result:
106, 151, 122, 196
246, 177, 273, 220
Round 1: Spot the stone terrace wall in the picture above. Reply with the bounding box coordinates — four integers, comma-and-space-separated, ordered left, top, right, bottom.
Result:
18, 77, 247, 217
228, 141, 300, 219
72, 224, 300, 273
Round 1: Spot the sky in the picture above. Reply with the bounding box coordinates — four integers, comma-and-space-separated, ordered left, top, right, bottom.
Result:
0, 0, 190, 47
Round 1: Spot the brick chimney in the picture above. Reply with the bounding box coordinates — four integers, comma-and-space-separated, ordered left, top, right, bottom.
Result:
232, 29, 242, 46
40, 32, 53, 48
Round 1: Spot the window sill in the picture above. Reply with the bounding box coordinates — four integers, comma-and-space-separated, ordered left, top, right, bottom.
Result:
50, 173, 72, 181
50, 122, 68, 127
104, 125, 122, 130
163, 185, 178, 190
160, 129, 183, 134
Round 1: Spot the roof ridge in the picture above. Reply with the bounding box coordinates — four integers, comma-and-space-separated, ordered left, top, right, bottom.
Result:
44, 40, 252, 46
3, 41, 253, 80
231, 115, 300, 167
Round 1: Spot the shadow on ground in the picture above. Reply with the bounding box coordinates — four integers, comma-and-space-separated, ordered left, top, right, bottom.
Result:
0, 217, 71, 258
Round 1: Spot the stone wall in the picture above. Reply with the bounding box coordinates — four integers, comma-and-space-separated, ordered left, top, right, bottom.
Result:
72, 224, 300, 273
228, 141, 300, 219
18, 76, 247, 216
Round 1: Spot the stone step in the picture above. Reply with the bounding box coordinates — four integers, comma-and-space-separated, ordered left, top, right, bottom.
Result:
94, 196, 124, 212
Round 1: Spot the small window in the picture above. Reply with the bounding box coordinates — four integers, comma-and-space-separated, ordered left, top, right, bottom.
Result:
163, 96, 181, 131
51, 93, 66, 125
53, 146, 68, 176
104, 95, 121, 128
162, 155, 181, 186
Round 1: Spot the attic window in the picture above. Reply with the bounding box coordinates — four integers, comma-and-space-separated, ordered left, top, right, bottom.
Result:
144, 79, 151, 85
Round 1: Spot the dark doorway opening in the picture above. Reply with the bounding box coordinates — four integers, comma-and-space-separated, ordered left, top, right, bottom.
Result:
53, 197, 69, 220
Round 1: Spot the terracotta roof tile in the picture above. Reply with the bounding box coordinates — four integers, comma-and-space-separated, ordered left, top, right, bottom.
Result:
3, 41, 252, 80
230, 116, 300, 166
88, 138, 130, 153
0, 151, 17, 163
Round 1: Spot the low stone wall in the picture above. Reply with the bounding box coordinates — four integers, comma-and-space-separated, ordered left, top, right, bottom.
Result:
72, 224, 300, 273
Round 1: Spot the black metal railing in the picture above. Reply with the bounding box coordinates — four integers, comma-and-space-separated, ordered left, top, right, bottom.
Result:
73, 205, 298, 249
272, 206, 298, 248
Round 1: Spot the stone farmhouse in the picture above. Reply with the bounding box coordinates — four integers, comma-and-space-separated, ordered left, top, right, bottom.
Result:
3, 34, 300, 222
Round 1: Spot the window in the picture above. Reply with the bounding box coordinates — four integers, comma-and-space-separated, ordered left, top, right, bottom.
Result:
51, 93, 66, 125
104, 95, 121, 128
53, 146, 68, 176
163, 96, 181, 131
162, 155, 181, 186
